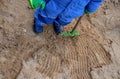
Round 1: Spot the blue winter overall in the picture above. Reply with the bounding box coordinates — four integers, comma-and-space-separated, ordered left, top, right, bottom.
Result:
34, 0, 104, 33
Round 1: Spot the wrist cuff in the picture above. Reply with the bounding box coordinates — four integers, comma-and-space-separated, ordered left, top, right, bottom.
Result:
85, 9, 92, 15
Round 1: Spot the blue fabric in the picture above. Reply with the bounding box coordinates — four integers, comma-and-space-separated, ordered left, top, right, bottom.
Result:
85, 0, 104, 12
54, 21, 63, 34
34, 8, 54, 24
34, 18, 44, 33
54, 17, 70, 33
34, 8, 55, 33
34, 0, 103, 33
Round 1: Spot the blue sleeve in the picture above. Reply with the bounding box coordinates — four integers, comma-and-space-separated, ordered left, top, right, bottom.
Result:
85, 0, 104, 13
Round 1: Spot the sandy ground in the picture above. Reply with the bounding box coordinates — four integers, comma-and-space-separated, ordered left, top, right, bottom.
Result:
0, 0, 120, 79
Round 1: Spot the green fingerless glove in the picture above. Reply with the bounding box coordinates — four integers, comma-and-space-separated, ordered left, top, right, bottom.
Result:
85, 9, 91, 15
29, 0, 46, 10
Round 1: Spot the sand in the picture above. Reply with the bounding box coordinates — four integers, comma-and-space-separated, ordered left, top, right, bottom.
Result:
0, 0, 120, 79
